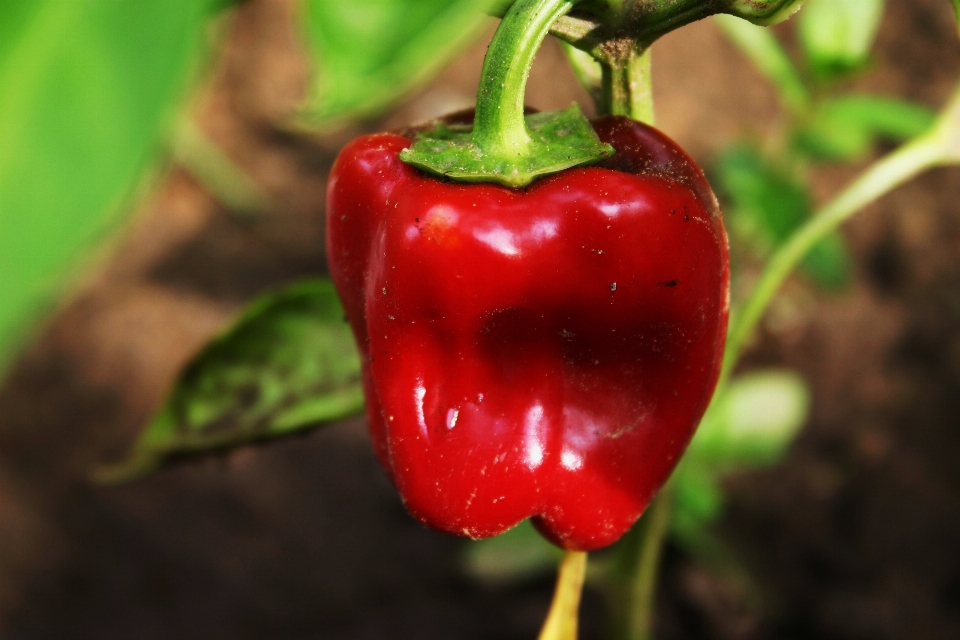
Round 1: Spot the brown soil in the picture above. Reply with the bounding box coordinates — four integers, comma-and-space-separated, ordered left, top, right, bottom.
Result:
1, 0, 959, 638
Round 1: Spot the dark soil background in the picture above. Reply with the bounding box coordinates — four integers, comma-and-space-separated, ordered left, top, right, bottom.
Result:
1, 1, 959, 638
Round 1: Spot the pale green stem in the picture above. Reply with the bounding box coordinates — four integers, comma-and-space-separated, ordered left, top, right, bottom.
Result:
539, 550, 589, 640
721, 133, 947, 384
615, 493, 672, 640
473, 0, 578, 155
172, 119, 272, 218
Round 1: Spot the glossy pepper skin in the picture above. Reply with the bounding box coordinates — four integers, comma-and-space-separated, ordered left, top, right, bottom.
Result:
327, 115, 729, 551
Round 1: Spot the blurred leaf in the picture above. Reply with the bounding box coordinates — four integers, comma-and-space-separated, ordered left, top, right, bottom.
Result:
0, 0, 216, 377
954, 0, 960, 34
689, 369, 810, 468
802, 230, 850, 289
714, 14, 810, 114
668, 369, 809, 544
828, 95, 936, 139
462, 519, 561, 584
670, 465, 723, 532
795, 94, 936, 161
714, 144, 850, 287
798, 0, 886, 80
300, 0, 496, 123
95, 280, 365, 483
715, 145, 809, 243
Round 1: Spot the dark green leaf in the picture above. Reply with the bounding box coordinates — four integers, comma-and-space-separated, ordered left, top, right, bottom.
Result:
714, 144, 851, 287
798, 0, 886, 80
0, 0, 215, 377
670, 465, 723, 532
300, 0, 496, 123
95, 280, 365, 483
795, 95, 936, 161
714, 145, 810, 244
803, 231, 850, 289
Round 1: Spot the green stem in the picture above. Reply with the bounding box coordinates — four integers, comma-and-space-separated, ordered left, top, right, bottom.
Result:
600, 50, 653, 123
720, 133, 945, 385
473, 0, 578, 155
171, 119, 272, 218
608, 493, 672, 640
538, 550, 589, 640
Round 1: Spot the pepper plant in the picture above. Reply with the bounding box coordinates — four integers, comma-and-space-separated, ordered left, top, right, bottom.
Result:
4, 1, 960, 639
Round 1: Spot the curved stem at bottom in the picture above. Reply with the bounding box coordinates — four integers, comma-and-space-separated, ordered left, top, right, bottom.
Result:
538, 550, 589, 640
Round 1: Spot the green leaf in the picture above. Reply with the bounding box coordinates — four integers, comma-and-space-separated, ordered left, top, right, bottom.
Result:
95, 280, 365, 483
795, 95, 936, 161
669, 369, 808, 539
802, 230, 850, 289
953, 0, 960, 35
0, 0, 215, 377
688, 369, 810, 468
714, 14, 810, 114
300, 0, 496, 123
462, 519, 561, 584
715, 145, 810, 243
670, 465, 724, 528
714, 144, 850, 287
798, 0, 886, 80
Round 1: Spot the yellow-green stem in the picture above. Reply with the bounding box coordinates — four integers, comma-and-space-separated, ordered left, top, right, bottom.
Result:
539, 550, 589, 640
627, 494, 671, 640
608, 493, 672, 640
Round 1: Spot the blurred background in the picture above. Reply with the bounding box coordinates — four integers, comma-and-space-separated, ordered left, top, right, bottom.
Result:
1, 0, 960, 638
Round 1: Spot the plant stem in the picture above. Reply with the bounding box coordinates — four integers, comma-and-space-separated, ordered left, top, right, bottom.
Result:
720, 134, 945, 383
718, 61, 960, 384
629, 494, 671, 640
171, 119, 273, 218
539, 550, 589, 640
608, 493, 672, 640
473, 0, 578, 155
600, 49, 654, 124
599, 33, 664, 640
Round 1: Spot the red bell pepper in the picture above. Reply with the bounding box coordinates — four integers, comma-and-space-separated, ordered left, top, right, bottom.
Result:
327, 114, 729, 551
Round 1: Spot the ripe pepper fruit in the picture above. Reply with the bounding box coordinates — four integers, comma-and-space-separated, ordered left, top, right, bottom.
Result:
327, 113, 729, 551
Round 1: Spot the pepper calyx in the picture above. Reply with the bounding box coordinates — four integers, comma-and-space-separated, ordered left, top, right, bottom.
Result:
399, 105, 613, 188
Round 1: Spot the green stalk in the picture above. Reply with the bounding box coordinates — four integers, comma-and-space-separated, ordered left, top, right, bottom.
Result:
600, 50, 653, 124
473, 0, 577, 155
400, 0, 612, 187
608, 493, 672, 640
